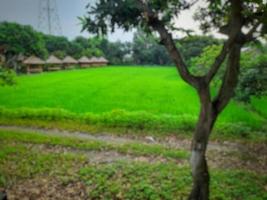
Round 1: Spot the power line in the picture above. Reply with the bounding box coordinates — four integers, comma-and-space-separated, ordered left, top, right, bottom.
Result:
38, 0, 62, 35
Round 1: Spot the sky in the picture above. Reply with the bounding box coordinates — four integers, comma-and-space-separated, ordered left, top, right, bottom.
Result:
0, 0, 216, 42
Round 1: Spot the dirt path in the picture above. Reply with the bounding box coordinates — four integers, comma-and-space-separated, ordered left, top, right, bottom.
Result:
0, 125, 240, 151
0, 125, 266, 173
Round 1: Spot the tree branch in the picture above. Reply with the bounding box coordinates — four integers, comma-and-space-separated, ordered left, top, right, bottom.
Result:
212, 0, 243, 114
244, 21, 261, 43
138, 1, 201, 89
205, 41, 229, 83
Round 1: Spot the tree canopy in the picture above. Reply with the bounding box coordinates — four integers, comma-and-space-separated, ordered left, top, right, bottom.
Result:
0, 22, 48, 58
81, 0, 267, 199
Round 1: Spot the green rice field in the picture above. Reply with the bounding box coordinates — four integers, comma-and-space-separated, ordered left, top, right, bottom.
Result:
0, 66, 266, 133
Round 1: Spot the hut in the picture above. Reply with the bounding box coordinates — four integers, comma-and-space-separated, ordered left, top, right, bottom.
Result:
62, 56, 78, 69
23, 56, 44, 74
88, 57, 99, 67
78, 56, 91, 68
46, 55, 62, 71
88, 56, 108, 67
96, 57, 109, 66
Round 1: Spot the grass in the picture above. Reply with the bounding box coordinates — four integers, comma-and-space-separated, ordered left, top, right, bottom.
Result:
0, 67, 266, 127
0, 136, 266, 199
79, 162, 267, 200
1, 67, 266, 199
0, 66, 266, 139
0, 142, 85, 187
0, 129, 189, 159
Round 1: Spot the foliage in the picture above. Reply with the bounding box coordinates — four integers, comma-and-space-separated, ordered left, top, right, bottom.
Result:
190, 44, 267, 102
177, 35, 222, 62
0, 65, 16, 86
235, 47, 267, 103
0, 21, 234, 68
43, 34, 70, 56
0, 22, 48, 58
1, 134, 266, 199
0, 142, 84, 187
79, 162, 267, 200
195, 1, 267, 35
189, 45, 224, 76
132, 29, 172, 65
0, 22, 133, 66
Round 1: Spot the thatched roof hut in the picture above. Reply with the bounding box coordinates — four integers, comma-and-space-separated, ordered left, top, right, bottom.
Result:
97, 57, 108, 64
46, 55, 62, 64
63, 56, 78, 64
46, 55, 62, 71
62, 56, 78, 69
89, 56, 108, 66
23, 56, 45, 65
78, 56, 91, 67
23, 56, 44, 73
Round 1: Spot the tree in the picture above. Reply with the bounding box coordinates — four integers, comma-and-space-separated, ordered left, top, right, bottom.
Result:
235, 45, 267, 102
0, 22, 48, 71
0, 22, 48, 58
82, 0, 267, 199
43, 34, 70, 56
177, 35, 222, 62
67, 42, 83, 59
104, 41, 131, 64
132, 29, 172, 65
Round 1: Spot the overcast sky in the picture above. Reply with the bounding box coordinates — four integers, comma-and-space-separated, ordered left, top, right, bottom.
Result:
0, 0, 214, 42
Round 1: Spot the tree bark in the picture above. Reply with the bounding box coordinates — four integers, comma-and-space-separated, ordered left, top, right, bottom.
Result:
188, 87, 217, 200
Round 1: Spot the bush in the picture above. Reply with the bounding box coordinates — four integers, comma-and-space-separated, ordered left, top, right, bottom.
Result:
235, 53, 267, 103
0, 66, 16, 86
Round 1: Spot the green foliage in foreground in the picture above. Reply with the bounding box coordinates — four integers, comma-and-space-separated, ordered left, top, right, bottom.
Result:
80, 162, 267, 200
0, 140, 266, 200
0, 67, 266, 135
0, 142, 84, 187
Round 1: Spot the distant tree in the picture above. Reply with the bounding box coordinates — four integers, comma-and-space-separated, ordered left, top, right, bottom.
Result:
177, 35, 222, 62
67, 42, 83, 59
73, 36, 90, 49
73, 36, 104, 58
43, 34, 70, 56
132, 29, 172, 65
53, 50, 66, 59
0, 22, 48, 71
0, 22, 47, 58
104, 41, 131, 64
82, 0, 267, 199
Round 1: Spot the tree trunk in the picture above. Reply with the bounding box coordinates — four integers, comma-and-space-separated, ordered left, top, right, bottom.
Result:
188, 88, 217, 200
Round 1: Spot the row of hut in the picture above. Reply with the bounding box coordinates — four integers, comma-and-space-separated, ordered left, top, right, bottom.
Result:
23, 55, 109, 74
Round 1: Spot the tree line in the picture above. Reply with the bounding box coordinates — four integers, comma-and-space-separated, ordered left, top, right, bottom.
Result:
0, 21, 221, 66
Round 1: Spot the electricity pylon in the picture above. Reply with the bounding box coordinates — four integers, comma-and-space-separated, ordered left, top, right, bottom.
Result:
38, 0, 62, 35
